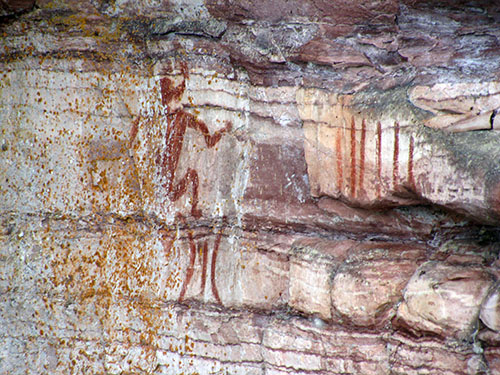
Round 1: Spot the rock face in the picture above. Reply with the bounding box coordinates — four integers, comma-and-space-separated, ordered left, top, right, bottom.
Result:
297, 88, 500, 223
1, 0, 500, 374
396, 262, 494, 339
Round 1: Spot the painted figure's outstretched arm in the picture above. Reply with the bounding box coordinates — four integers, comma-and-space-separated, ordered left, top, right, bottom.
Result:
181, 111, 232, 148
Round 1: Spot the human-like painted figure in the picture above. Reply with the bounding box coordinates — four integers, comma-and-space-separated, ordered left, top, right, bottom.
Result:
155, 63, 232, 218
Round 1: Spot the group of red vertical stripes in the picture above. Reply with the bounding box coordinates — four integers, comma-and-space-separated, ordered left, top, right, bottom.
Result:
334, 118, 415, 198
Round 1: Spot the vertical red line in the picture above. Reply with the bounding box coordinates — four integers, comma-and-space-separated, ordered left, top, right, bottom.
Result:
200, 241, 208, 296
160, 231, 174, 258
350, 116, 357, 197
129, 117, 139, 147
178, 231, 197, 303
210, 231, 223, 305
408, 135, 416, 191
392, 121, 400, 187
359, 118, 366, 195
376, 121, 382, 198
336, 125, 343, 192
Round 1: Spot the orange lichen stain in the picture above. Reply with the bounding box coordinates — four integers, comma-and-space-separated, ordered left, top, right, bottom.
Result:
2, 31, 212, 369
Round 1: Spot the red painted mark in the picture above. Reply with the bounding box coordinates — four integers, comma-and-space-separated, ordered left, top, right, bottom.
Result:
376, 121, 382, 198
157, 105, 231, 218
408, 135, 416, 191
159, 230, 175, 258
150, 63, 228, 305
129, 117, 139, 147
160, 62, 188, 106
359, 118, 366, 195
177, 214, 224, 305
336, 126, 343, 192
210, 230, 223, 305
134, 62, 233, 219
392, 121, 400, 187
350, 116, 357, 197
200, 241, 208, 296
178, 229, 197, 302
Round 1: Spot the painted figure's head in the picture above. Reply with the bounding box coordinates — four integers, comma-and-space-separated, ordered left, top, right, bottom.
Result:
160, 62, 189, 111
160, 76, 185, 110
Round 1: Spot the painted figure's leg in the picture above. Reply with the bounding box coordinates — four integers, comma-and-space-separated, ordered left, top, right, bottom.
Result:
169, 168, 201, 218
178, 230, 197, 303
199, 241, 208, 296
210, 229, 223, 305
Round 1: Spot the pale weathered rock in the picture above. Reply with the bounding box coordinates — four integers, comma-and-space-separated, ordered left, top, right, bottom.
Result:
289, 238, 353, 320
478, 329, 500, 346
395, 262, 494, 339
315, 196, 470, 239
480, 282, 500, 332
424, 111, 496, 132
331, 243, 426, 327
289, 239, 427, 327
485, 348, 500, 375
293, 39, 372, 68
409, 82, 500, 132
430, 239, 499, 266
388, 333, 487, 375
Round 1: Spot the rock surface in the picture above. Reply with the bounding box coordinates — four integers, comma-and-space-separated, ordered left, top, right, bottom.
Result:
1, 0, 500, 374
297, 87, 500, 223
395, 262, 494, 339
331, 243, 426, 328
481, 283, 500, 332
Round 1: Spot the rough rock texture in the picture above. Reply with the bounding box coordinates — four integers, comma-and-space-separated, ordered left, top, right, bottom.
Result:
395, 262, 494, 340
1, 0, 500, 374
481, 283, 500, 332
297, 88, 500, 222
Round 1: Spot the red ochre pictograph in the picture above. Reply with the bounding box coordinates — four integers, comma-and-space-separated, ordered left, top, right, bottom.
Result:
155, 62, 232, 219
132, 62, 231, 305
161, 216, 225, 305
334, 117, 415, 199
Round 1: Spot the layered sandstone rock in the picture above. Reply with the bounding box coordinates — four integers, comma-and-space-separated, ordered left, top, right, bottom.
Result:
395, 262, 494, 339
297, 87, 500, 223
1, 0, 500, 374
